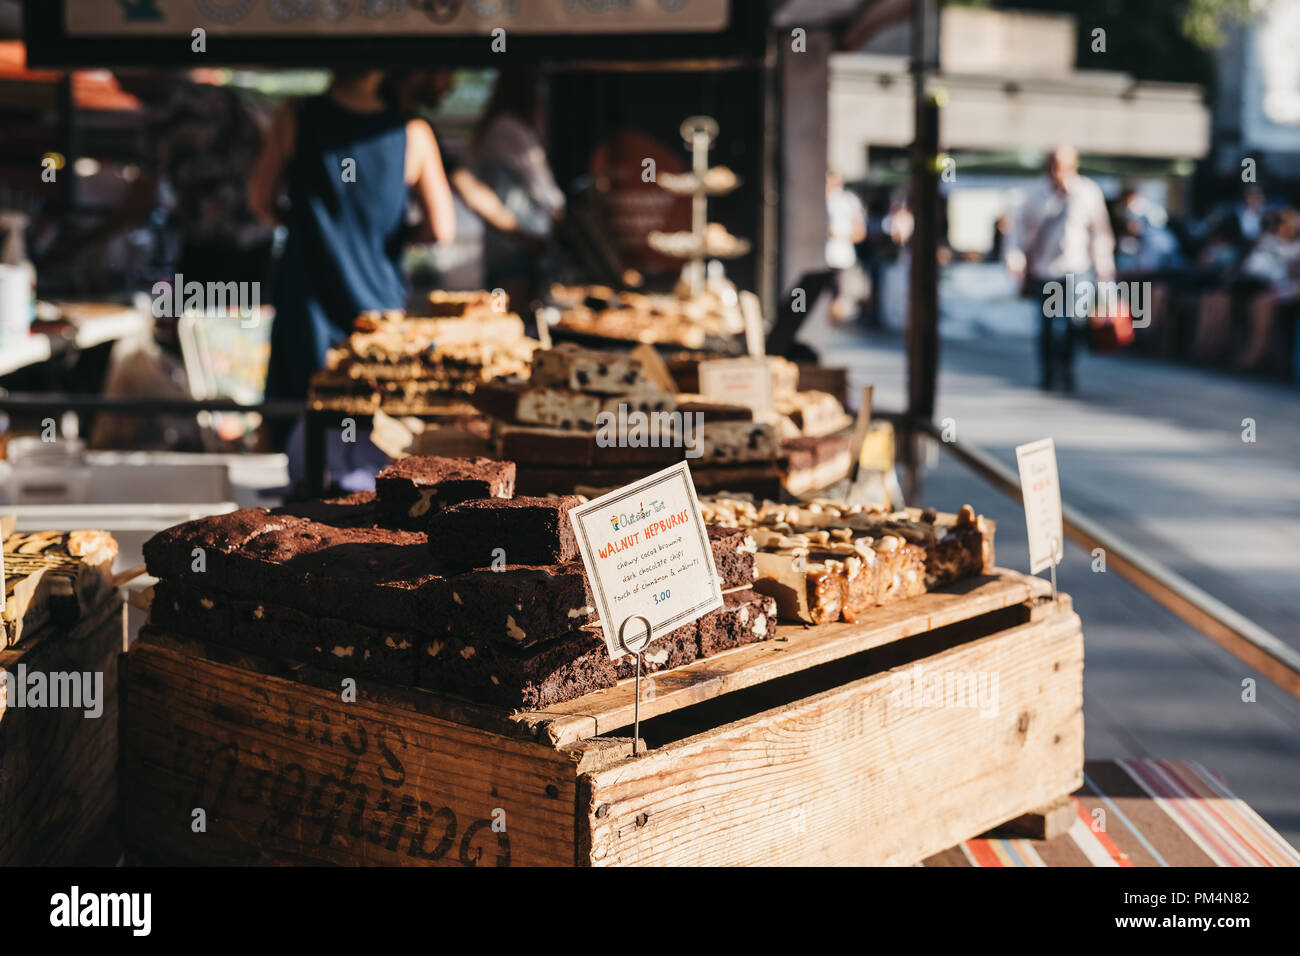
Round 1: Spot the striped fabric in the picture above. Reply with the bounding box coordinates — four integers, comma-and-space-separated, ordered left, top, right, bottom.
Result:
924, 759, 1300, 867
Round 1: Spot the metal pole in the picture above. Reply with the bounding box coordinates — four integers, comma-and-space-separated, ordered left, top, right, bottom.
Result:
904, 0, 940, 503
633, 654, 642, 757
759, 19, 781, 319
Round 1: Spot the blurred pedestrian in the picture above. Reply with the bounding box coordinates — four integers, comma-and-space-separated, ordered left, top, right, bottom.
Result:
248, 69, 454, 409
247, 68, 455, 479
1005, 145, 1116, 392
385, 70, 546, 277
470, 70, 565, 309
825, 170, 867, 324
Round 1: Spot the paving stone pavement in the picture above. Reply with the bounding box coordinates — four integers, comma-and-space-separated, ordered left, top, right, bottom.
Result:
813, 323, 1300, 850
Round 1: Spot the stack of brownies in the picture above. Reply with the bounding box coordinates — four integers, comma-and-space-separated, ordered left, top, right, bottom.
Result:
548, 283, 744, 349
471, 343, 787, 498
143, 456, 774, 710
308, 294, 539, 416
671, 354, 855, 496
700, 496, 995, 625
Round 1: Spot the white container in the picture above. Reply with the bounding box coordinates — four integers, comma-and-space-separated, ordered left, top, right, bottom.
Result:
5, 436, 91, 504
0, 261, 33, 348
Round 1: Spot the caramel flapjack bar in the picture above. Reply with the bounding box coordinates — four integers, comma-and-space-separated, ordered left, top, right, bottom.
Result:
747, 526, 924, 624
3, 530, 118, 646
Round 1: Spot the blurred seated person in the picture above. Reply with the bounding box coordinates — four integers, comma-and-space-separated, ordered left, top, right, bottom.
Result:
1203, 184, 1267, 258
1191, 209, 1300, 368
1115, 187, 1182, 275
1235, 208, 1300, 371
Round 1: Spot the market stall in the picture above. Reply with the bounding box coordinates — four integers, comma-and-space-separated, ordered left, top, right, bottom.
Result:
3, 0, 1079, 871
6, 0, 1295, 885
121, 454, 1082, 867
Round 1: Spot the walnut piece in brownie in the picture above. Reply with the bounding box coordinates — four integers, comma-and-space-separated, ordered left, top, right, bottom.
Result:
374, 455, 515, 529
427, 495, 582, 572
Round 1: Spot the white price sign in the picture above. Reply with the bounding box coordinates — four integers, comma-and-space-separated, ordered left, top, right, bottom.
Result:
698, 357, 774, 419
1015, 438, 1064, 575
568, 461, 723, 659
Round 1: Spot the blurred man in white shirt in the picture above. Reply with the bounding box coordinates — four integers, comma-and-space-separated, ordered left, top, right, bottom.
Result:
1005, 145, 1116, 392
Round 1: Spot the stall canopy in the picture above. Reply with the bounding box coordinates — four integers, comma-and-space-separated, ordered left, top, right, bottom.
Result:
0, 40, 139, 110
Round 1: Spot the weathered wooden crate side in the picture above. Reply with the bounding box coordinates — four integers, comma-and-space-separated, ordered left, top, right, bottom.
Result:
122, 637, 582, 866
579, 607, 1085, 866
0, 597, 123, 865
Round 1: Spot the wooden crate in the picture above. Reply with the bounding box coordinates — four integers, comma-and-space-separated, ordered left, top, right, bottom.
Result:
122, 570, 1083, 866
0, 595, 125, 865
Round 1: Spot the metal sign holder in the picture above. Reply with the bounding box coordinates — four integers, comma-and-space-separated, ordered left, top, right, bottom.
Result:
617, 615, 653, 756
1048, 535, 1060, 601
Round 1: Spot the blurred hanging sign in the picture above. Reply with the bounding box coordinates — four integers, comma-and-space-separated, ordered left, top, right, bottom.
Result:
63, 0, 730, 36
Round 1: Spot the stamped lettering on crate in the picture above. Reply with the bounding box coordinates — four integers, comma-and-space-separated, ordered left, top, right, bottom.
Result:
137, 678, 513, 866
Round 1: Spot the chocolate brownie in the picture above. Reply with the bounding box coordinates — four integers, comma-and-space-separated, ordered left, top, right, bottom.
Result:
417, 617, 698, 709
145, 509, 445, 632
418, 592, 774, 709
228, 594, 419, 684
226, 521, 443, 631
427, 495, 582, 572
616, 620, 700, 678
419, 627, 616, 709
707, 525, 758, 589
685, 463, 786, 501
272, 491, 381, 528
148, 578, 232, 644
696, 589, 778, 656
438, 562, 596, 647
674, 396, 753, 423
498, 425, 683, 469
143, 507, 292, 591
148, 580, 419, 684
468, 378, 531, 421
374, 456, 515, 529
